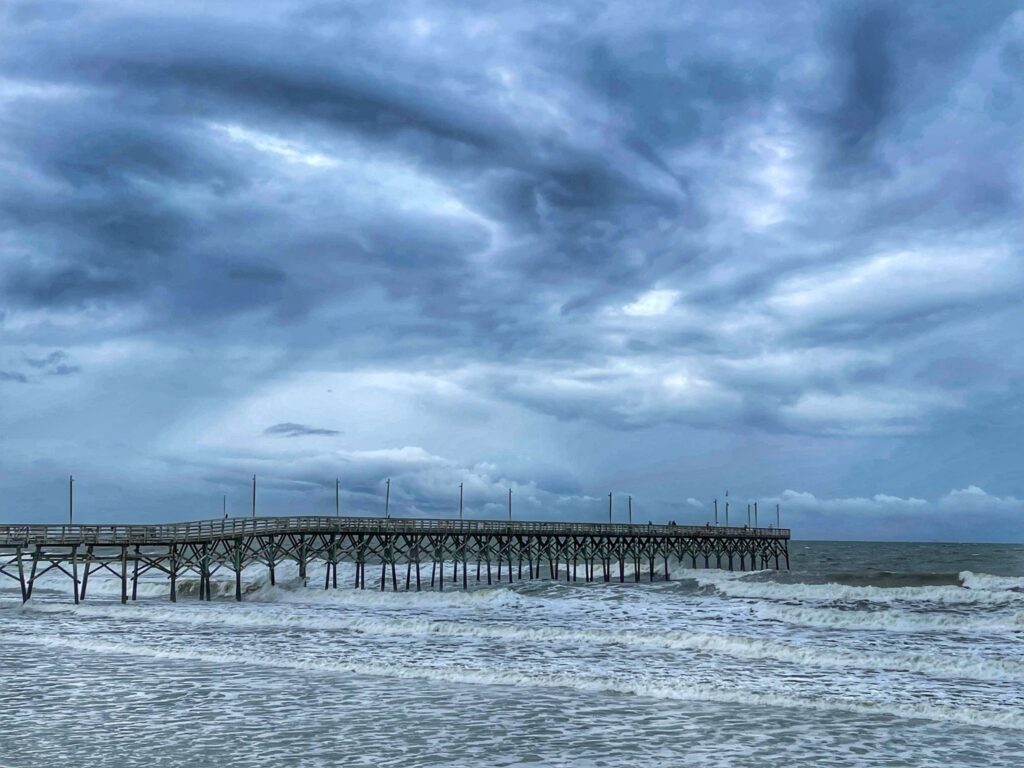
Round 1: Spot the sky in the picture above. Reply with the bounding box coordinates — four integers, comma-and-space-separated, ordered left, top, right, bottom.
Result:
1, 1, 1022, 541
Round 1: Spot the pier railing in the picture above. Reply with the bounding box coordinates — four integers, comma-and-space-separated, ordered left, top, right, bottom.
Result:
0, 515, 789, 546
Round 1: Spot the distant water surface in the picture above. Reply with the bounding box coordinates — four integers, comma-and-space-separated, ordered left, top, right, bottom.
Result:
1, 540, 1022, 767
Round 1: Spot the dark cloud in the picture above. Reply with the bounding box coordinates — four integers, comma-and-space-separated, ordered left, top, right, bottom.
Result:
264, 423, 341, 438
4, 350, 80, 380
824, 4, 901, 169
4, 264, 138, 308
25, 350, 68, 368
29, 351, 79, 375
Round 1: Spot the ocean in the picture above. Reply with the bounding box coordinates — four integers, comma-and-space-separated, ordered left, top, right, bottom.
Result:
1, 540, 1022, 767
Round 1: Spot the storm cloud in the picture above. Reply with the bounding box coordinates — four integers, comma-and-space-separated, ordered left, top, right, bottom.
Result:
1, 1, 1022, 540
264, 422, 341, 438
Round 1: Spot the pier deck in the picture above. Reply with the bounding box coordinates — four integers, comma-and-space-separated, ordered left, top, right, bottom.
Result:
0, 515, 790, 603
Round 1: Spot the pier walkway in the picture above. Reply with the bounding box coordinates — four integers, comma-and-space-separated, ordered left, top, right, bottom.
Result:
0, 516, 790, 603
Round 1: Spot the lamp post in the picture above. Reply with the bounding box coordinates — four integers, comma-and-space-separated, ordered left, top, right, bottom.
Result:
251, 475, 256, 518
508, 487, 512, 521
608, 491, 612, 524
384, 478, 390, 519
335, 478, 340, 517
459, 482, 464, 520
725, 489, 729, 527
776, 503, 780, 529
754, 501, 758, 528
714, 498, 718, 526
628, 495, 632, 525
68, 475, 74, 527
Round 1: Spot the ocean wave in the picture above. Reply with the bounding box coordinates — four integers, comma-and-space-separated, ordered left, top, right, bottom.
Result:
755, 603, 1024, 634
17, 635, 1024, 732
21, 602, 1024, 683
670, 567, 765, 584
960, 571, 1024, 592
31, 572, 533, 609
698, 578, 1024, 606
249, 580, 531, 608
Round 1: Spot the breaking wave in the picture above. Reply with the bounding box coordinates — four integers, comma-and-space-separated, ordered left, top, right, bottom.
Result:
960, 571, 1024, 592
16, 635, 1024, 732
755, 602, 1024, 634
21, 601, 1024, 683
693, 576, 1024, 606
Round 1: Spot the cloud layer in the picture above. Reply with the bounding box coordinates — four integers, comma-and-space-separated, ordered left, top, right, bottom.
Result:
1, 1, 1022, 540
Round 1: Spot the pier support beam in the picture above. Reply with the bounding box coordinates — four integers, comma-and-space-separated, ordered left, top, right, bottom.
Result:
17, 547, 26, 603
120, 545, 128, 604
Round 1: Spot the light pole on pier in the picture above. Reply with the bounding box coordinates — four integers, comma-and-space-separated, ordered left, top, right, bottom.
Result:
385, 478, 390, 519
68, 475, 74, 527
459, 482, 464, 520
714, 498, 718, 526
725, 489, 729, 527
252, 475, 256, 518
747, 503, 751, 527
628, 495, 632, 525
508, 487, 512, 521
335, 478, 340, 517
776, 503, 780, 529
754, 501, 758, 528
223, 494, 227, 519
608, 491, 612, 524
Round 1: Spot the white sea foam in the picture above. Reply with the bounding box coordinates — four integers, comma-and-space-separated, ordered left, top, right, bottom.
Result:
249, 580, 531, 608
960, 571, 1024, 592
671, 567, 769, 583
701, 577, 1024, 606
22, 569, 535, 610
755, 602, 1024, 634
18, 635, 1024, 732
22, 601, 1024, 683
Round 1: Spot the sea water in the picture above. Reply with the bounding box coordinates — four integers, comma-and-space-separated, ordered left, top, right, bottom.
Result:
1, 541, 1022, 767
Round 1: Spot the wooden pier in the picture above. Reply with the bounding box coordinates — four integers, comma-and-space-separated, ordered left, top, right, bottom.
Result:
0, 516, 790, 603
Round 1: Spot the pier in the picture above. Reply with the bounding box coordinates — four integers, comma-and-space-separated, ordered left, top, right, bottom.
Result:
0, 516, 790, 603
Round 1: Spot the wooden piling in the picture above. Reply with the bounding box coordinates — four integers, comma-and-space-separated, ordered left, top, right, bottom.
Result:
71, 545, 79, 604
169, 544, 178, 603
132, 545, 140, 600
201, 543, 210, 600
120, 545, 128, 604
26, 546, 39, 601
80, 545, 94, 600
17, 547, 26, 603
233, 540, 242, 601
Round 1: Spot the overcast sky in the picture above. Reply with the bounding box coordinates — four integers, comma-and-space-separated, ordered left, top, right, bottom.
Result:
1, 1, 1022, 541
